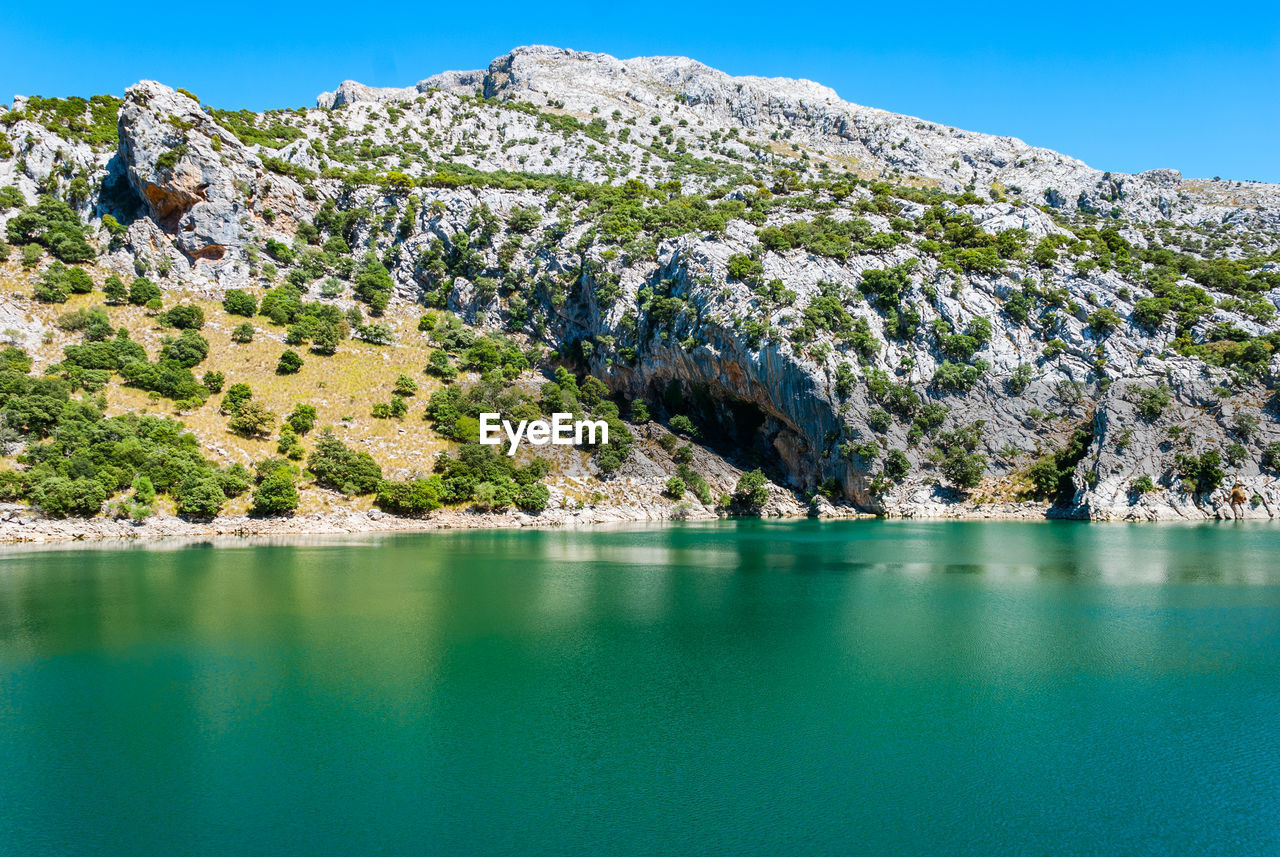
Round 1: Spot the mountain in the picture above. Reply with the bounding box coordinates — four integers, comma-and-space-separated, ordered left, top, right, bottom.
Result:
1, 45, 1279, 536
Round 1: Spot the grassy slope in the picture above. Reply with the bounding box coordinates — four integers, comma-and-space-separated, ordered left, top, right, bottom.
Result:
3, 258, 459, 514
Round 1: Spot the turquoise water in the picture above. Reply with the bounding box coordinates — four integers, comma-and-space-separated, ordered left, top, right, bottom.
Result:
1, 520, 1279, 856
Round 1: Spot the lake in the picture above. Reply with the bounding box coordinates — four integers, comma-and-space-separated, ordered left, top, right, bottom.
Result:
2, 519, 1278, 856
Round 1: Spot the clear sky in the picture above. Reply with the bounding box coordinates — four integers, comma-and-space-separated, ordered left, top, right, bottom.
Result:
3, 0, 1277, 181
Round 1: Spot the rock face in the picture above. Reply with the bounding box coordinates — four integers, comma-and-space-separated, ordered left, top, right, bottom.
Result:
5, 46, 1280, 521
115, 82, 305, 280
319, 45, 1280, 232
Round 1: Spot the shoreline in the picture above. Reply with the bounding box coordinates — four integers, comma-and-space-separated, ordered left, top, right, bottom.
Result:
0, 499, 1268, 546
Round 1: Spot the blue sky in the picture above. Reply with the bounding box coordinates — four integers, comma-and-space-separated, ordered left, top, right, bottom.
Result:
3, 0, 1277, 181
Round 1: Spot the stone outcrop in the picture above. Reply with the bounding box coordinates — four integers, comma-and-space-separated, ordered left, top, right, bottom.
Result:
115, 82, 304, 279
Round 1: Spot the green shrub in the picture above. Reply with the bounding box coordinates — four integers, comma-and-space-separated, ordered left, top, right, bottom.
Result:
937, 422, 987, 490
201, 370, 225, 393
175, 474, 226, 519
726, 253, 763, 282
276, 349, 303, 374
393, 374, 419, 397
251, 474, 300, 516
162, 304, 205, 330
1132, 385, 1172, 421
228, 401, 275, 437
1131, 297, 1169, 331
220, 383, 253, 415
159, 329, 210, 368
5, 197, 94, 262
867, 408, 892, 433
28, 476, 107, 518
308, 430, 382, 495
223, 289, 258, 316
733, 468, 769, 512
515, 482, 550, 514
1006, 364, 1034, 395
353, 253, 393, 315
128, 276, 161, 306
665, 477, 686, 499
1087, 308, 1122, 336
34, 262, 91, 302
102, 274, 128, 304
508, 206, 542, 233
375, 477, 444, 516
669, 414, 698, 437
287, 404, 317, 434
931, 360, 984, 392
1260, 443, 1280, 474
883, 449, 910, 482
941, 449, 986, 490
1174, 449, 1225, 494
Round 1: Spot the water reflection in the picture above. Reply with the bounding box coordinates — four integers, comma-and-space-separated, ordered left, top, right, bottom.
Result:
2, 519, 1279, 857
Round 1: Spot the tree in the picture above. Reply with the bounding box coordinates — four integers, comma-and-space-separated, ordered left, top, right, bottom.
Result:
939, 448, 984, 490
392, 374, 418, 397
376, 477, 444, 515
231, 322, 255, 343
5, 196, 94, 262
228, 401, 275, 437
103, 274, 128, 304
669, 414, 698, 437
175, 474, 225, 519
307, 431, 383, 495
515, 482, 550, 514
251, 474, 299, 516
353, 253, 393, 315
223, 289, 258, 316
128, 276, 161, 306
201, 371, 225, 393
221, 383, 253, 415
286, 404, 317, 434
33, 263, 70, 303
734, 468, 769, 512
158, 329, 209, 368
276, 349, 303, 374
665, 477, 686, 499
309, 322, 340, 355
28, 476, 107, 518
163, 304, 205, 330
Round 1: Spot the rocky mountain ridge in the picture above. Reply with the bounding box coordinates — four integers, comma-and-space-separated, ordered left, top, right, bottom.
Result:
2, 45, 1280, 525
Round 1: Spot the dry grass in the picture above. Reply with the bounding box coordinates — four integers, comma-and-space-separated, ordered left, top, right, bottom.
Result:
1, 260, 459, 500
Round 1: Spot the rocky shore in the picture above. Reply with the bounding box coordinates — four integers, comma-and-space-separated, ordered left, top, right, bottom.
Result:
3, 492, 1267, 546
